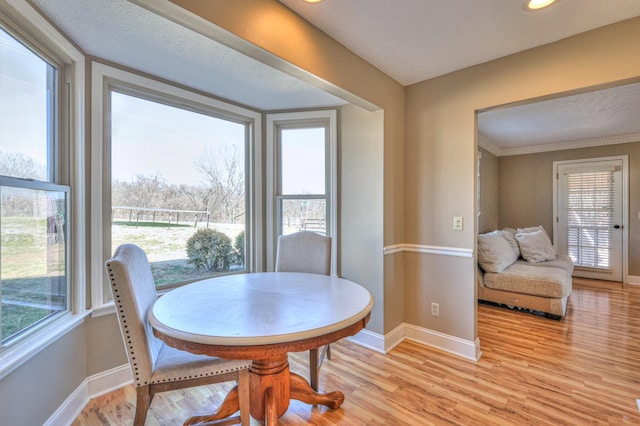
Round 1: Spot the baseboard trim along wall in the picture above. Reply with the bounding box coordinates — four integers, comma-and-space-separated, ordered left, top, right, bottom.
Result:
403, 324, 482, 361
627, 275, 640, 285
45, 364, 132, 426
350, 324, 481, 361
383, 243, 473, 258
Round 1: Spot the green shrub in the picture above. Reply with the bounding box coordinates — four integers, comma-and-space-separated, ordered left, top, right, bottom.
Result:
234, 230, 245, 267
186, 228, 233, 272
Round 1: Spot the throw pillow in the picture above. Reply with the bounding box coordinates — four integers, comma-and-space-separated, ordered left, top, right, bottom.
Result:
499, 229, 520, 259
515, 229, 556, 263
517, 225, 547, 236
477, 232, 518, 273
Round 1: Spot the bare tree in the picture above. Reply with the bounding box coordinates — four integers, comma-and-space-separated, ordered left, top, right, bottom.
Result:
110, 145, 246, 225
0, 150, 45, 180
195, 145, 245, 223
0, 151, 47, 216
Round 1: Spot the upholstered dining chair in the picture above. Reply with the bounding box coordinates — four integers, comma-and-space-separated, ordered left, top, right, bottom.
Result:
105, 243, 251, 426
275, 231, 331, 391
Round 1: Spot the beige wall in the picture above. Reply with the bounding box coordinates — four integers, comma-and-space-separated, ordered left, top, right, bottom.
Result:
339, 105, 386, 333
0, 323, 88, 425
405, 18, 640, 341
498, 142, 640, 276
478, 147, 499, 234
86, 313, 129, 376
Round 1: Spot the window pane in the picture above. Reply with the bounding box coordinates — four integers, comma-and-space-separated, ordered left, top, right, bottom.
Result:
566, 170, 613, 269
1, 186, 67, 343
111, 92, 247, 287
0, 28, 54, 181
281, 128, 325, 195
281, 199, 326, 235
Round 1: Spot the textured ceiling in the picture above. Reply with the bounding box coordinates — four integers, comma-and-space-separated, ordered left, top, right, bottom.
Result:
478, 82, 640, 154
33, 0, 346, 111
280, 0, 640, 86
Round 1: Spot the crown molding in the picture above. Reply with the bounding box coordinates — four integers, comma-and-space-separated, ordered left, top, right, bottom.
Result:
479, 132, 640, 157
477, 134, 501, 156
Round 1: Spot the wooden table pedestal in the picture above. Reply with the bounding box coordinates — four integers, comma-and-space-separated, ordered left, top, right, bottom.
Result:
184, 354, 344, 425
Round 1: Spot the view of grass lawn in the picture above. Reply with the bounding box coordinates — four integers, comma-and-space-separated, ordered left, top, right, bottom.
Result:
0, 216, 245, 340
111, 220, 245, 286
1, 304, 54, 339
1, 216, 66, 341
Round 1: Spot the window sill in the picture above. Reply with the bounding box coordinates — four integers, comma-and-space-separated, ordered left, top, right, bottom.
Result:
0, 310, 90, 381
91, 302, 116, 318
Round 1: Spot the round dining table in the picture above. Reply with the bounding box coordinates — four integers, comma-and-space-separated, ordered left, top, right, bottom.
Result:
148, 272, 373, 425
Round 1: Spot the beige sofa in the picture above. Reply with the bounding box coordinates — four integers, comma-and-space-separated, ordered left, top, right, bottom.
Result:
477, 227, 573, 319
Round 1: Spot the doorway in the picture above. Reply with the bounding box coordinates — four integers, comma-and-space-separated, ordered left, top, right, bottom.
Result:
554, 156, 628, 282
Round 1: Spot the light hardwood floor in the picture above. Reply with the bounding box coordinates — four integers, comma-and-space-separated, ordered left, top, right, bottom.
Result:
73, 278, 640, 425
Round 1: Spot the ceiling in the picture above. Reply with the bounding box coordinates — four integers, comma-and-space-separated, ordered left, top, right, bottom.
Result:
30, 0, 640, 152
33, 0, 346, 111
478, 82, 640, 156
281, 0, 640, 86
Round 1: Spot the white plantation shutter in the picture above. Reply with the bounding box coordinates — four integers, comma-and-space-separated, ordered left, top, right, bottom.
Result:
565, 168, 615, 269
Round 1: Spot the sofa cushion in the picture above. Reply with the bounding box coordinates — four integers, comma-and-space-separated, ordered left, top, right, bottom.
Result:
515, 254, 574, 274
477, 232, 518, 273
483, 262, 572, 298
516, 229, 556, 263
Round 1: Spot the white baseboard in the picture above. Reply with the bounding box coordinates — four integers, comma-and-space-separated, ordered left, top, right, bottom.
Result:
348, 328, 386, 353
349, 323, 482, 361
383, 243, 473, 258
627, 275, 640, 285
383, 323, 406, 352
45, 364, 131, 426
404, 323, 482, 361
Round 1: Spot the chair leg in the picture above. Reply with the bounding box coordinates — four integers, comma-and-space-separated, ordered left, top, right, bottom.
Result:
238, 369, 250, 426
134, 385, 151, 426
326, 344, 331, 360
309, 348, 319, 391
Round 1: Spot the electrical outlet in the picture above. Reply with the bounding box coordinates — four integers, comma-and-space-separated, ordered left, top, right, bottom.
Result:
453, 216, 463, 231
431, 302, 439, 317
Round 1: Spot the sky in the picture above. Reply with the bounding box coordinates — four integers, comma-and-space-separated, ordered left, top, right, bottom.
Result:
281, 127, 325, 194
112, 92, 326, 194
111, 92, 246, 187
1, 26, 326, 195
0, 28, 49, 180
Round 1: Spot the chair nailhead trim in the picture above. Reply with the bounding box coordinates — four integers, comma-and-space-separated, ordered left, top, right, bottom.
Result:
107, 263, 144, 387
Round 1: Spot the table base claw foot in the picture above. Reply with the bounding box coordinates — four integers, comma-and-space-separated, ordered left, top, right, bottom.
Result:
290, 372, 345, 410
183, 385, 241, 426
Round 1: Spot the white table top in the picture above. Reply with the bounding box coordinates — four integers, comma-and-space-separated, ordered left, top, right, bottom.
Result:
148, 272, 374, 346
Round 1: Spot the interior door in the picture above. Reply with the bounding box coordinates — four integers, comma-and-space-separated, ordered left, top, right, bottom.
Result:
556, 158, 624, 282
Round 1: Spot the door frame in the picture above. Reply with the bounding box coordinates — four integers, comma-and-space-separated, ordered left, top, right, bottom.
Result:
552, 155, 629, 283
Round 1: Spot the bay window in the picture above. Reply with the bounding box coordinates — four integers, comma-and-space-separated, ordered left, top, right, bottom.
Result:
266, 111, 337, 273
0, 10, 83, 357
91, 63, 262, 306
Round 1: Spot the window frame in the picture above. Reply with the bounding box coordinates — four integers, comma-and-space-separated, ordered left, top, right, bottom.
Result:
553, 156, 629, 283
0, 0, 86, 379
266, 110, 338, 274
90, 62, 263, 312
